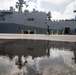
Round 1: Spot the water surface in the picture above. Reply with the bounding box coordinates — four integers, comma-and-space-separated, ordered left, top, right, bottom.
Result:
0, 39, 76, 75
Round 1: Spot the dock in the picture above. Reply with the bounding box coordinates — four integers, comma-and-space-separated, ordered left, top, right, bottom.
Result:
0, 34, 76, 42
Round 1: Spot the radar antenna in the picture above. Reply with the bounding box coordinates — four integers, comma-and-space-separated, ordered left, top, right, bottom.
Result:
47, 11, 52, 21
74, 10, 76, 13
16, 0, 28, 12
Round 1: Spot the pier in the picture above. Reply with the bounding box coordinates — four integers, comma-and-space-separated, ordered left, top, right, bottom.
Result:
0, 34, 75, 42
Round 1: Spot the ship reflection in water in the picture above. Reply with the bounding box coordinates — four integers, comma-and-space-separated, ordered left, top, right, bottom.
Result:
0, 40, 76, 75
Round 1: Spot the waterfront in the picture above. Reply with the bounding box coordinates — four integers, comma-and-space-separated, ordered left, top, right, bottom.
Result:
0, 34, 76, 42
0, 39, 76, 75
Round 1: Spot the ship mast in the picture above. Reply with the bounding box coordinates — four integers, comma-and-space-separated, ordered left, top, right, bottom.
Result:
74, 10, 76, 20
16, 0, 28, 12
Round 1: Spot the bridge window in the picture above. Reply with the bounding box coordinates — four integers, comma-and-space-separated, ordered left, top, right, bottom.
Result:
27, 18, 34, 21
1, 12, 13, 14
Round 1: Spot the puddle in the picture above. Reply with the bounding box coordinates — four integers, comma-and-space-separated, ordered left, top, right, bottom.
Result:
0, 39, 76, 75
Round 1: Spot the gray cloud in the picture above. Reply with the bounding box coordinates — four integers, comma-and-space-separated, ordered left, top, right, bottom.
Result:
37, 0, 74, 13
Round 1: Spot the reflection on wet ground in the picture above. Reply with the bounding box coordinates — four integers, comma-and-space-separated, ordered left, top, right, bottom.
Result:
0, 39, 76, 75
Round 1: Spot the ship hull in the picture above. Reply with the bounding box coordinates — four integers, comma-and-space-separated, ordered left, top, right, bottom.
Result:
0, 23, 76, 34
0, 23, 46, 34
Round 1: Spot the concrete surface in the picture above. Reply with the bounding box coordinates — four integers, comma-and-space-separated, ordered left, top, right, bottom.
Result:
0, 34, 76, 42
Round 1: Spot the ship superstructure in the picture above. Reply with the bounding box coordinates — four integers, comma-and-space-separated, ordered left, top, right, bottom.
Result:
0, 0, 76, 34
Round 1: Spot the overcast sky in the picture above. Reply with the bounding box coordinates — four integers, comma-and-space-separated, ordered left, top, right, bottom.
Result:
0, 0, 76, 20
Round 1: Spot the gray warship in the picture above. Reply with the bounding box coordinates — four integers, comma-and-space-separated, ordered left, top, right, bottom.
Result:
0, 0, 76, 34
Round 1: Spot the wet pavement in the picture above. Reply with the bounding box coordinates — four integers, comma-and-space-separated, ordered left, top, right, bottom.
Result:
0, 39, 76, 75
0, 34, 76, 42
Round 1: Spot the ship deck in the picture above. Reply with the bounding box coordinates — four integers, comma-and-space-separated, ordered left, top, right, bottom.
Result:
0, 34, 75, 42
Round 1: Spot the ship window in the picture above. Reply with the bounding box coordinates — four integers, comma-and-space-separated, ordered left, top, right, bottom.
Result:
31, 18, 34, 21
1, 12, 13, 14
27, 18, 34, 21
29, 18, 31, 21
19, 27, 20, 29
2, 18, 5, 20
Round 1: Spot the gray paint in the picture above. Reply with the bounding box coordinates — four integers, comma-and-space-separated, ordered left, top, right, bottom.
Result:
0, 23, 46, 34
0, 23, 75, 34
